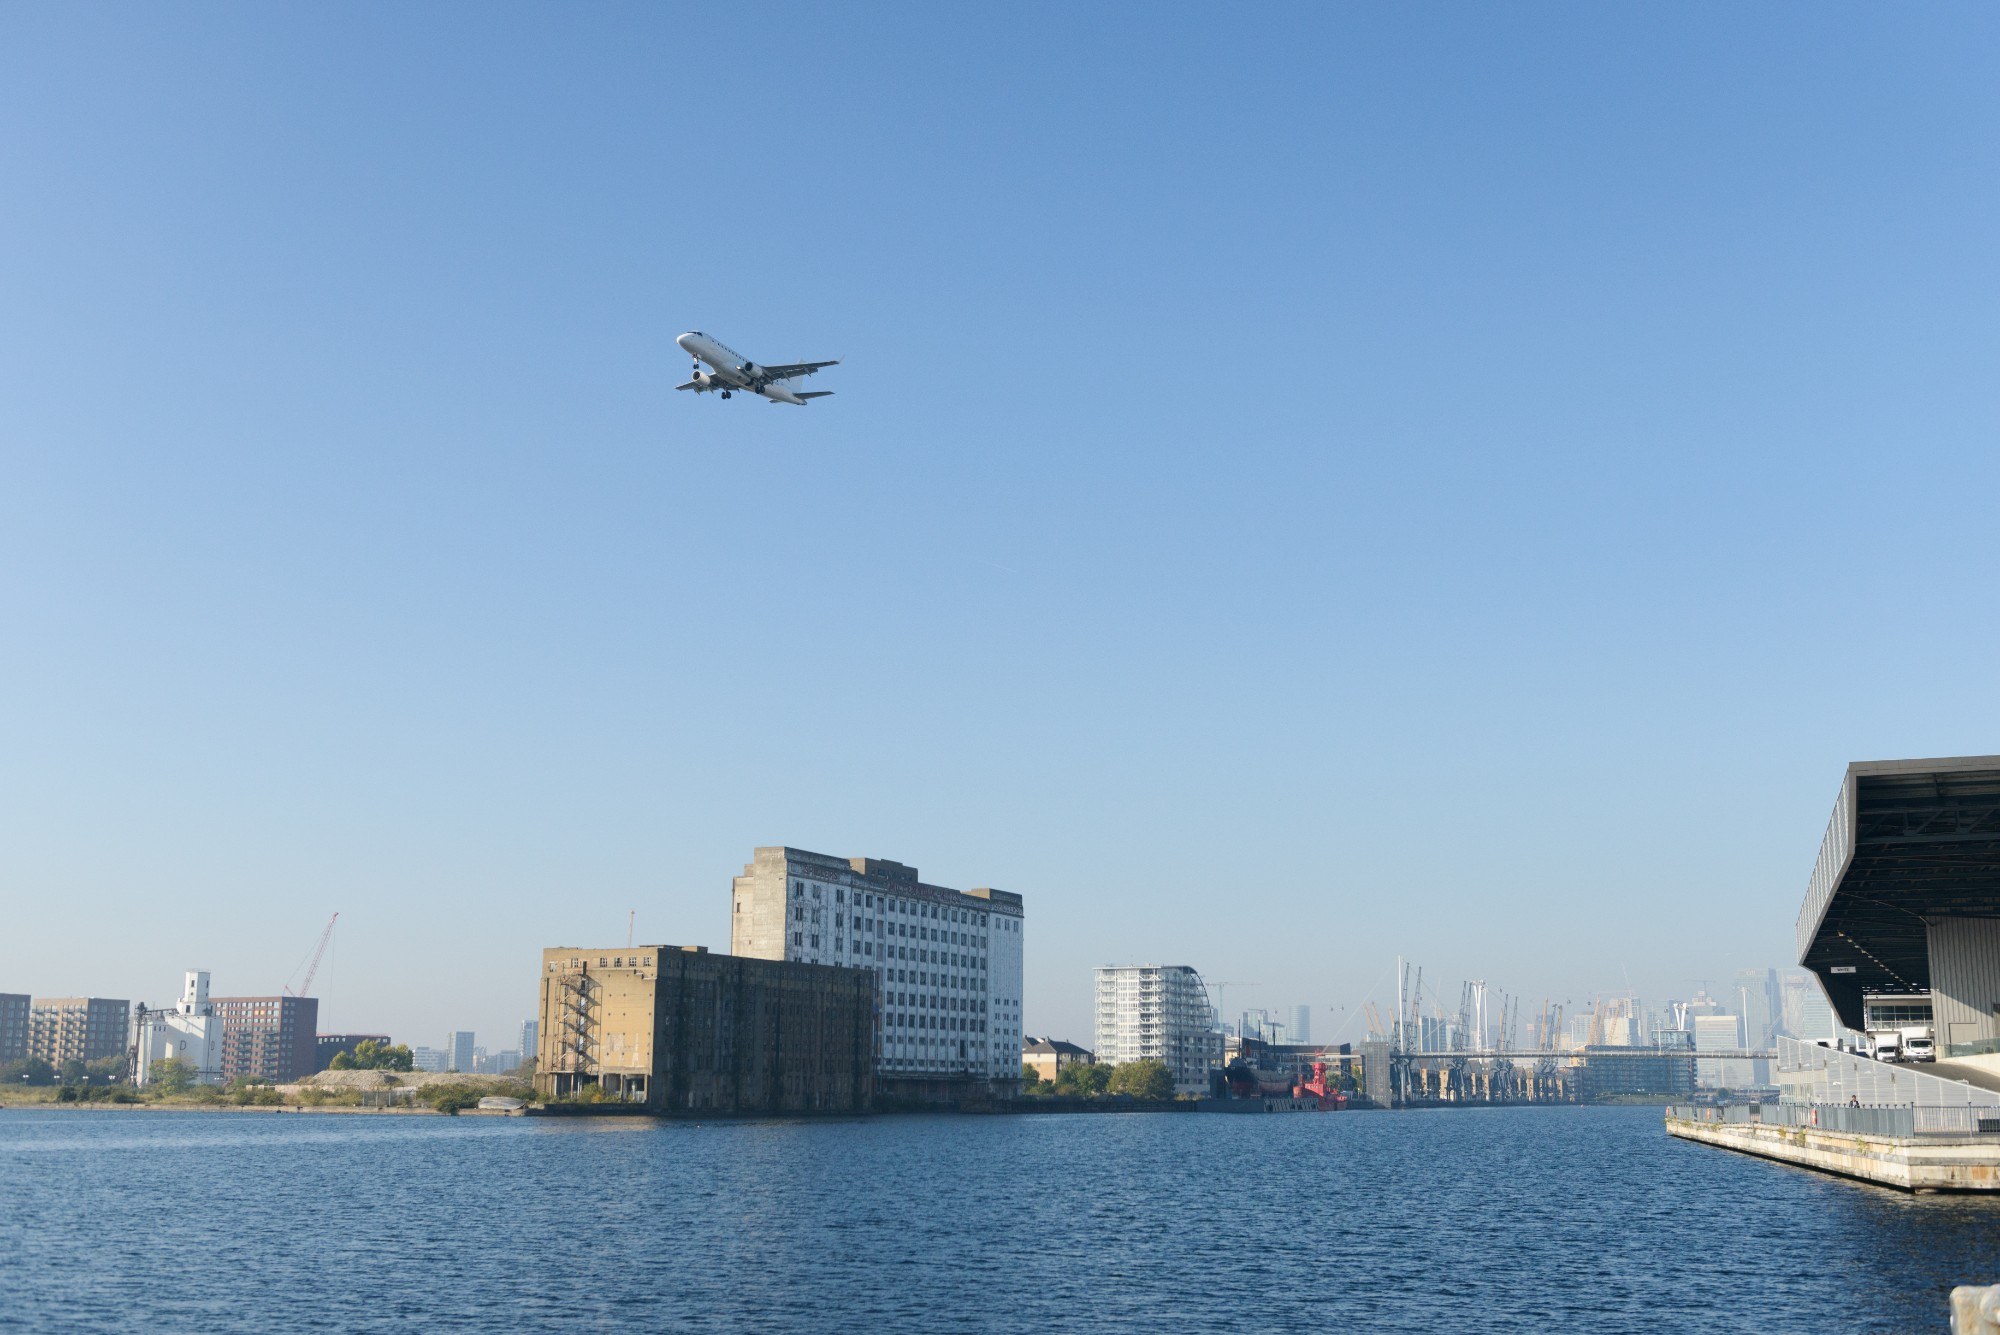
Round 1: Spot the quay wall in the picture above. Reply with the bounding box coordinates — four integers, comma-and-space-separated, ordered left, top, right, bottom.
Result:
1666, 1115, 2000, 1191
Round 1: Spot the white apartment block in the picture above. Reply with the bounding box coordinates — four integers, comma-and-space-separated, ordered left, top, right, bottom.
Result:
731, 847, 1024, 1087
1094, 965, 1223, 1096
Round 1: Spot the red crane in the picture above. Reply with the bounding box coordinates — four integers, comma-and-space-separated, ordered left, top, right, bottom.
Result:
286, 913, 339, 997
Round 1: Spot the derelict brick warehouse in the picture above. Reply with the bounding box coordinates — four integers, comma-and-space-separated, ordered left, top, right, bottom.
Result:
537, 945, 875, 1115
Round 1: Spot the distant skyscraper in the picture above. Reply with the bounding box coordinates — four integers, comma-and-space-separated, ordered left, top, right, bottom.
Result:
1693, 1014, 1747, 1089
410, 1046, 448, 1073
519, 1019, 539, 1062
1735, 968, 1781, 1049
1291, 1005, 1311, 1044
1780, 970, 1838, 1043
445, 1031, 474, 1073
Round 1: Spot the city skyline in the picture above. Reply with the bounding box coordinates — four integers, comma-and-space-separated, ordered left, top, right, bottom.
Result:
6, 9, 2000, 1043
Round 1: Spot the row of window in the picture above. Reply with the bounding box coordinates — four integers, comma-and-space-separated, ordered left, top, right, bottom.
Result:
789, 879, 1023, 935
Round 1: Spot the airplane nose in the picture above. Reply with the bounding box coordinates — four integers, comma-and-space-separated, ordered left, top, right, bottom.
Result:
675, 333, 694, 351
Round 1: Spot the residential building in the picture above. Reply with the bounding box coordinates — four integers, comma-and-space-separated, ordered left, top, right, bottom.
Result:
476, 1049, 522, 1074
28, 997, 131, 1067
1022, 1037, 1093, 1083
1094, 965, 1223, 1097
730, 847, 1025, 1093
445, 1032, 474, 1072
519, 1019, 539, 1062
0, 993, 27, 1064
133, 972, 223, 1086
315, 1033, 392, 1071
535, 943, 874, 1114
410, 1046, 448, 1073
210, 995, 319, 1083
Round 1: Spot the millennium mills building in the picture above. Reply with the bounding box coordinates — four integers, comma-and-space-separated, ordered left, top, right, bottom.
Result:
537, 846, 1025, 1112
732, 847, 1026, 1094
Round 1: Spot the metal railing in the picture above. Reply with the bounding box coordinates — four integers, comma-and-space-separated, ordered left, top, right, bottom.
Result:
1775, 1035, 2000, 1109
1669, 1101, 2000, 1137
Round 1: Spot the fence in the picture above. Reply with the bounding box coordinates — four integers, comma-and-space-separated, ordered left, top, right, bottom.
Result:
1669, 1102, 2000, 1138
1774, 1035, 2000, 1109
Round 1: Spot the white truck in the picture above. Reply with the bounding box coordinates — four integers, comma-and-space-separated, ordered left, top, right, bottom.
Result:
1870, 1029, 1904, 1063
1902, 1027, 1936, 1062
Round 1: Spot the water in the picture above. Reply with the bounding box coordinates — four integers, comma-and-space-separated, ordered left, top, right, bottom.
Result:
3, 1104, 1996, 1333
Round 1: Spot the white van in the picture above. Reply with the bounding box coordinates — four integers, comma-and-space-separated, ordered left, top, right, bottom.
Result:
1902, 1029, 1936, 1063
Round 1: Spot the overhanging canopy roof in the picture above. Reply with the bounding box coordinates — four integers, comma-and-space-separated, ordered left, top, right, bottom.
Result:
1797, 756, 2000, 1030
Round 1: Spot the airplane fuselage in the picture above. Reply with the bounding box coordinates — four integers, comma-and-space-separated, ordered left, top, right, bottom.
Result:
676, 331, 808, 405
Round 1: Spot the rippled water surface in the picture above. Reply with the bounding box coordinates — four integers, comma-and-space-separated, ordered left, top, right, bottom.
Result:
3, 1104, 1997, 1332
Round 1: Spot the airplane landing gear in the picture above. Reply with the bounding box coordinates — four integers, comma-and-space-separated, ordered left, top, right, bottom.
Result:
720, 390, 732, 399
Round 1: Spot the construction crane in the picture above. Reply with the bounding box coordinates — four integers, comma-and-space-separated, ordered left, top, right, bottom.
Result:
1363, 1001, 1387, 1040
627, 910, 635, 947
1212, 982, 1258, 1037
285, 912, 339, 998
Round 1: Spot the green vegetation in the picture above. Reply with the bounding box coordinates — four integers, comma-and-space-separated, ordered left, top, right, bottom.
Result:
0, 1057, 58, 1086
1019, 1058, 1179, 1102
421, 1078, 532, 1115
1055, 1062, 1114, 1097
327, 1039, 414, 1072
148, 1057, 195, 1095
1106, 1059, 1174, 1100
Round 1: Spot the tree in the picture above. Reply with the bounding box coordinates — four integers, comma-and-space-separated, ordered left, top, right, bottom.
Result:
1056, 1062, 1113, 1097
1, 1058, 56, 1086
516, 1057, 537, 1081
1019, 1064, 1049, 1095
348, 1040, 414, 1072
149, 1057, 194, 1095
1107, 1059, 1174, 1100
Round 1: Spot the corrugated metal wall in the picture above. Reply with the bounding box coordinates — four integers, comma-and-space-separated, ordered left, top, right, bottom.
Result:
1928, 917, 2000, 1055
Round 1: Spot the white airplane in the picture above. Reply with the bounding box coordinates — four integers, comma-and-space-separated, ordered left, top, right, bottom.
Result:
675, 330, 839, 406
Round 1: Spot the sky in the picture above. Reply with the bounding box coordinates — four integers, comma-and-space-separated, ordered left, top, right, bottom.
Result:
3, 5, 1998, 1052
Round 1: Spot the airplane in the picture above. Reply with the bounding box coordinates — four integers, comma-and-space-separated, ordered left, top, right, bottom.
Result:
675, 330, 839, 406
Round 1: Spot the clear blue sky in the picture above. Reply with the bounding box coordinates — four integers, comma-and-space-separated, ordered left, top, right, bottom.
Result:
4, 6, 1997, 1050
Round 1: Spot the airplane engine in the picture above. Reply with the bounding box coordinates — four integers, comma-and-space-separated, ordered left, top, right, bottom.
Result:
740, 362, 761, 384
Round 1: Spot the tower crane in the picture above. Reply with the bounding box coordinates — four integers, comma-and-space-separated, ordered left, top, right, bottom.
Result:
1212, 982, 1258, 1037
285, 912, 339, 997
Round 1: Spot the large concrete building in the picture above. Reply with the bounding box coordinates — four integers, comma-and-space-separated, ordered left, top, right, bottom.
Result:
133, 972, 223, 1086
1094, 965, 1222, 1096
1797, 756, 2000, 1057
730, 847, 1024, 1093
0, 993, 27, 1065
534, 944, 875, 1114
28, 997, 130, 1067
211, 995, 319, 1083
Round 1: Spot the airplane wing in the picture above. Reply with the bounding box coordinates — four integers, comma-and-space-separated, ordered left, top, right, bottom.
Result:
676, 379, 712, 392
797, 391, 833, 400
760, 359, 840, 380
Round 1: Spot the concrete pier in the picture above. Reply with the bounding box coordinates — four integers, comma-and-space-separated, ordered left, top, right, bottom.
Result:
1667, 1114, 2000, 1192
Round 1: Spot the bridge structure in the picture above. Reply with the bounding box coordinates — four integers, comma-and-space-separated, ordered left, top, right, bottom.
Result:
1357, 1042, 1772, 1107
